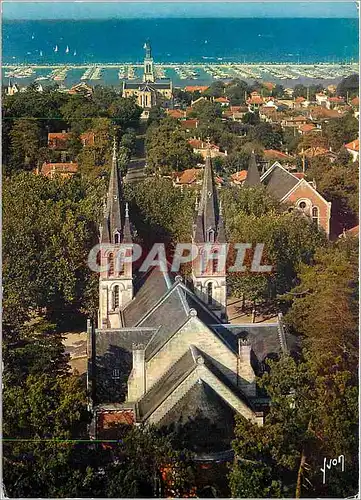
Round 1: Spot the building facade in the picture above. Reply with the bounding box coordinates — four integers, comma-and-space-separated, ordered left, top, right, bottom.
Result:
87, 145, 296, 451
122, 41, 173, 117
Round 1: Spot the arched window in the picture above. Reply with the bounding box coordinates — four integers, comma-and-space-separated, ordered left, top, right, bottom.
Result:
312, 206, 319, 227
113, 285, 119, 310
114, 232, 120, 244
207, 282, 213, 305
212, 249, 219, 274
108, 253, 114, 276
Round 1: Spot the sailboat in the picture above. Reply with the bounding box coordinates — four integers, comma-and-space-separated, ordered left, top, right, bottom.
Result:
65, 45, 69, 54
31, 34, 35, 40
54, 45, 58, 53
40, 50, 43, 57
73, 49, 77, 56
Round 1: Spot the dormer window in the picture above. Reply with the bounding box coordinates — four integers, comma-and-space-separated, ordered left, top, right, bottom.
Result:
114, 231, 121, 244
207, 229, 215, 243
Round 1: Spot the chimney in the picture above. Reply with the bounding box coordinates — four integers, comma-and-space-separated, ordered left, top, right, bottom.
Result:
237, 338, 255, 396
128, 343, 146, 401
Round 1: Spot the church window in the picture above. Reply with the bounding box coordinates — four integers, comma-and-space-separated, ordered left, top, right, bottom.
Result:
298, 201, 307, 210
312, 206, 319, 227
114, 231, 120, 244
113, 285, 119, 310
112, 368, 120, 379
207, 282, 213, 305
212, 249, 219, 273
108, 253, 114, 276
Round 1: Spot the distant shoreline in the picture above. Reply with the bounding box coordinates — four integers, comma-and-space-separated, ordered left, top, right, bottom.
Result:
3, 62, 360, 69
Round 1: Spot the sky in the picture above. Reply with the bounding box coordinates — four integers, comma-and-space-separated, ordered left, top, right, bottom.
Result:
2, 1, 359, 20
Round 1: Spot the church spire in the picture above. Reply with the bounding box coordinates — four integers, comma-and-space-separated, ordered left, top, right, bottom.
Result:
193, 138, 222, 243
244, 151, 261, 187
101, 137, 124, 243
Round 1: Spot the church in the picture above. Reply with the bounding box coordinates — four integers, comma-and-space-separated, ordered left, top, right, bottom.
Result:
122, 41, 173, 118
87, 142, 295, 450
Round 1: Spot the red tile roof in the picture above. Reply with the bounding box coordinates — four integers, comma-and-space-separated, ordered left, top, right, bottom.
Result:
188, 138, 219, 150
167, 109, 186, 119
295, 96, 306, 103
173, 168, 200, 185
41, 162, 78, 177
345, 138, 359, 152
264, 149, 292, 160
293, 172, 305, 179
180, 119, 199, 129
247, 96, 264, 105
328, 96, 345, 103
299, 123, 316, 133
48, 132, 70, 149
185, 85, 209, 93
214, 96, 230, 103
303, 147, 331, 158
350, 96, 359, 106
80, 131, 95, 146
231, 170, 248, 183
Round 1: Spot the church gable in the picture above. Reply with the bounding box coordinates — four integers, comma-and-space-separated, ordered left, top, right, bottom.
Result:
140, 346, 260, 426
144, 313, 240, 391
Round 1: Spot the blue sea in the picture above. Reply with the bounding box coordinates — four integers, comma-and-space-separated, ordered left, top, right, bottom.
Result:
2, 18, 359, 65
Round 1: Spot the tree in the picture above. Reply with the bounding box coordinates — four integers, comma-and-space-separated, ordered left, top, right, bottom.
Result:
3, 172, 105, 330
203, 80, 225, 98
324, 112, 358, 150
336, 73, 359, 98
147, 105, 166, 126
293, 84, 308, 99
108, 96, 142, 129
224, 79, 249, 105
188, 100, 222, 122
9, 118, 42, 173
222, 185, 326, 304
146, 118, 198, 174
250, 122, 283, 150
242, 111, 260, 125
125, 177, 195, 248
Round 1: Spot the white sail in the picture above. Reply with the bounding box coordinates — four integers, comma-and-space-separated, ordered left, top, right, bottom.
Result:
54, 45, 58, 52
40, 50, 43, 57
65, 45, 69, 54
73, 50, 76, 56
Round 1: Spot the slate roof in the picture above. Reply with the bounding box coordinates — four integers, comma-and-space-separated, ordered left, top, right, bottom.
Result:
95, 328, 156, 356
123, 80, 171, 90
137, 348, 196, 420
123, 267, 172, 327
212, 322, 298, 374
260, 162, 299, 200
137, 345, 251, 423
101, 141, 124, 244
244, 152, 261, 187
193, 151, 225, 243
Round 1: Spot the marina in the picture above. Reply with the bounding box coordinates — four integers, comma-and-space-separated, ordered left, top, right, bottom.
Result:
3, 62, 359, 88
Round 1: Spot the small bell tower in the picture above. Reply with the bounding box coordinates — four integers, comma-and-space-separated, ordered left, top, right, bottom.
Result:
143, 40, 155, 83
192, 140, 227, 321
98, 138, 133, 329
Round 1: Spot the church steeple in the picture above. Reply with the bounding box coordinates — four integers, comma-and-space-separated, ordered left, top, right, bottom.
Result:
244, 151, 261, 187
98, 138, 134, 329
101, 137, 124, 244
193, 139, 224, 243
143, 40, 155, 83
192, 140, 227, 321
